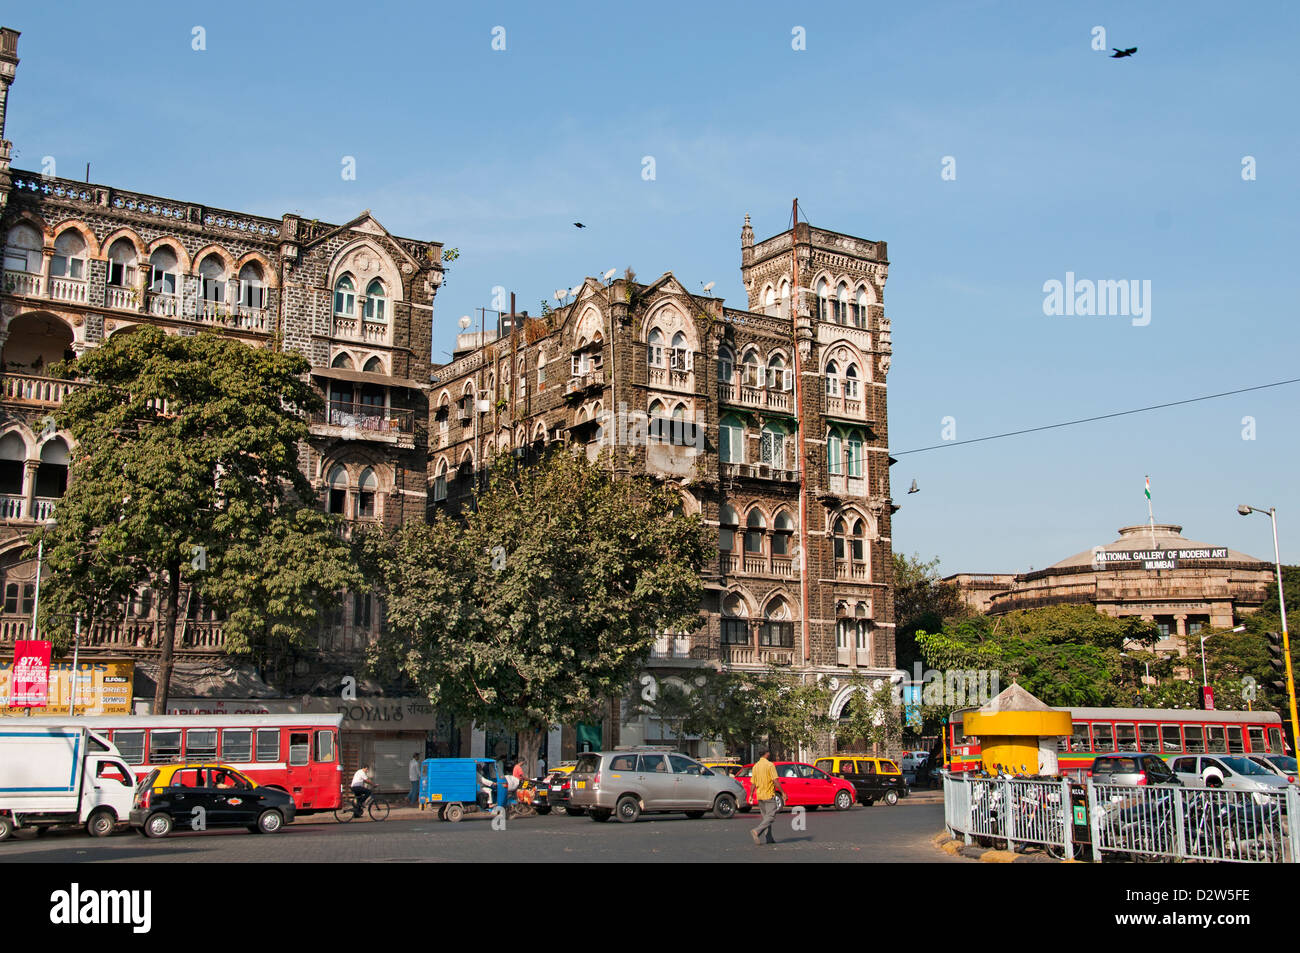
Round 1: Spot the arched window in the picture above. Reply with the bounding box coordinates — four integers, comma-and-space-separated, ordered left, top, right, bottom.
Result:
827, 428, 843, 475
51, 230, 87, 280
843, 362, 860, 399
669, 331, 692, 371
0, 433, 24, 497
760, 596, 794, 647
326, 466, 348, 515
760, 422, 787, 468
854, 287, 869, 328
778, 278, 791, 317
721, 591, 749, 644
36, 438, 70, 500
825, 360, 840, 397
718, 414, 744, 464
745, 509, 766, 554
847, 430, 865, 478
106, 238, 137, 288
648, 399, 668, 442
363, 356, 383, 373
198, 254, 226, 304
334, 275, 356, 317
836, 282, 850, 324
537, 351, 548, 388
717, 344, 734, 385
833, 518, 848, 560
331, 352, 353, 369
772, 510, 794, 556
364, 279, 387, 321
815, 278, 829, 321
647, 328, 665, 368
763, 286, 775, 312
766, 353, 790, 391
357, 467, 378, 519
741, 348, 762, 388
433, 459, 449, 502
718, 504, 739, 553
851, 518, 866, 562
3, 224, 42, 274
149, 247, 179, 296
239, 262, 266, 310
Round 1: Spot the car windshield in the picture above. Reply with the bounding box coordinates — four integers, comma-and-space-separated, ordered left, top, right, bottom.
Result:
1222, 756, 1271, 776
1268, 756, 1298, 772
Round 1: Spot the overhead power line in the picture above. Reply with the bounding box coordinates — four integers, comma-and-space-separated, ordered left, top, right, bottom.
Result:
893, 378, 1300, 456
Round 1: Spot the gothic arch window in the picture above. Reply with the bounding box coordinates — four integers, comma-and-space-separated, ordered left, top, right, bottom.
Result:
832, 518, 848, 560
149, 247, 180, 296
670, 331, 692, 371
717, 344, 734, 384
763, 285, 775, 311
0, 433, 25, 497
51, 230, 87, 280
847, 429, 865, 478
772, 510, 794, 556
827, 427, 843, 475
718, 414, 745, 464
363, 356, 383, 373
198, 254, 226, 305
433, 458, 449, 502
760, 596, 795, 648
239, 262, 266, 309
333, 275, 356, 317
836, 282, 850, 324
36, 437, 70, 500
721, 591, 749, 644
364, 279, 387, 321
357, 467, 379, 519
760, 422, 788, 468
765, 353, 790, 391
106, 238, 138, 288
326, 465, 348, 515
744, 509, 766, 554
778, 278, 791, 315
718, 503, 739, 554
825, 359, 840, 397
854, 286, 870, 328
843, 362, 861, 399
815, 277, 829, 321
647, 327, 665, 368
3, 224, 42, 274
331, 352, 353, 369
851, 517, 866, 562
741, 347, 762, 388
648, 399, 668, 442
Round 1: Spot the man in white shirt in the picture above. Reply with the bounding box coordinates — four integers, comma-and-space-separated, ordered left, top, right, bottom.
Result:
350, 764, 374, 817
408, 753, 422, 806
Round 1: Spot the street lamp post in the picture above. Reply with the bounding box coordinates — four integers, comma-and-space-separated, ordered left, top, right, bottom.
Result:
1238, 504, 1297, 750
29, 516, 56, 640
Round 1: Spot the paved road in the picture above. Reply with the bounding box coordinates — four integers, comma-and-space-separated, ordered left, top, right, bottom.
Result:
1, 794, 958, 863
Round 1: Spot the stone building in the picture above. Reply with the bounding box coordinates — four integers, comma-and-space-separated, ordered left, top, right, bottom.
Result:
946, 523, 1276, 659
429, 214, 900, 759
0, 27, 442, 705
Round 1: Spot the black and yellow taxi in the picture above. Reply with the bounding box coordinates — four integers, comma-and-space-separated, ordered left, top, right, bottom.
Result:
812, 755, 909, 806
130, 763, 296, 837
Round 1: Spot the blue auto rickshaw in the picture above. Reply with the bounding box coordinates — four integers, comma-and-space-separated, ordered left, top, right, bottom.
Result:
420, 758, 506, 822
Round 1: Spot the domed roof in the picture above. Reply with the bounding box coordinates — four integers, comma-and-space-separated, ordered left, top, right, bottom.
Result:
1048, 523, 1263, 570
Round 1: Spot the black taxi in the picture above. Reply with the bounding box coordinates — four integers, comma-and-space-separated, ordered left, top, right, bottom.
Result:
130, 763, 296, 837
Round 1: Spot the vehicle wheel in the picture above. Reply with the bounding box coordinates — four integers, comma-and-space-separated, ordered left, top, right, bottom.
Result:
334, 804, 356, 823
616, 796, 641, 823
684, 811, 705, 819
834, 790, 853, 811
713, 794, 737, 819
255, 810, 284, 834
143, 813, 173, 838
435, 805, 446, 821
368, 799, 390, 822
86, 810, 116, 838
884, 790, 900, 806
443, 803, 465, 823
0, 815, 12, 842
589, 809, 612, 822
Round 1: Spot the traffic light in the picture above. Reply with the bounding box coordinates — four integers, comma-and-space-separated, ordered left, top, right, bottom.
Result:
1266, 631, 1287, 693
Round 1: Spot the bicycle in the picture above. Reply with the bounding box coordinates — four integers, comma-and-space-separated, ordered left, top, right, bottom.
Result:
334, 786, 391, 823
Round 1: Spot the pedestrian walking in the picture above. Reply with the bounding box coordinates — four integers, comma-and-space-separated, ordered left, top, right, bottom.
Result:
749, 748, 785, 846
408, 752, 422, 806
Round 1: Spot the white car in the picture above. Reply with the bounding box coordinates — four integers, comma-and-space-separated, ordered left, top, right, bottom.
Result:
900, 751, 930, 772
1168, 755, 1290, 795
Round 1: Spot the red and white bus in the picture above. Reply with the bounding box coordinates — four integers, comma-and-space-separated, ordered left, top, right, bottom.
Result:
45, 715, 344, 813
947, 707, 1290, 776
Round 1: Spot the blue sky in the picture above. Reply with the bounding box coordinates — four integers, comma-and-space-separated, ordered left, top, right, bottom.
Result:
6, 1, 1297, 569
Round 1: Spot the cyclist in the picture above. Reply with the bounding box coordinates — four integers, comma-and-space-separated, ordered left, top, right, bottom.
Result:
350, 764, 375, 817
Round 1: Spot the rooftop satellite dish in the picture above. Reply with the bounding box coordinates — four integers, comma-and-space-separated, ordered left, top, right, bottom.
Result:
458, 315, 471, 330
570, 284, 583, 297
603, 268, 617, 281
702, 281, 715, 293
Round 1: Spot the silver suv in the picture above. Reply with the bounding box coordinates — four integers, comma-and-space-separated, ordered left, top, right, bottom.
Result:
568, 748, 745, 823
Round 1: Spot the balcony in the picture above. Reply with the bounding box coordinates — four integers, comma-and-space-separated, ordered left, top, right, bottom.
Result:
2, 270, 42, 297
565, 368, 606, 397
823, 393, 866, 419
718, 381, 792, 413
824, 473, 868, 498
835, 561, 870, 581
721, 644, 796, 666
310, 401, 415, 448
648, 635, 716, 665
0, 495, 58, 523
331, 315, 389, 344
0, 616, 226, 655
1, 373, 85, 407
49, 276, 89, 304
197, 299, 270, 333
720, 462, 800, 484
105, 285, 137, 310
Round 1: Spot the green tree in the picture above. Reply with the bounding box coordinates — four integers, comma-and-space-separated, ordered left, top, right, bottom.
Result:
625, 677, 698, 748
892, 552, 970, 672
833, 676, 902, 754
368, 449, 710, 774
688, 667, 833, 757
36, 326, 355, 711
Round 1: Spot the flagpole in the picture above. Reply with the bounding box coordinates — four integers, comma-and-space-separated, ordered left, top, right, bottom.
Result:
1145, 475, 1158, 550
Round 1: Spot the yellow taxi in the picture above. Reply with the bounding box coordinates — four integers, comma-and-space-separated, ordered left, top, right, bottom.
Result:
812, 755, 908, 806
130, 762, 296, 837
544, 762, 584, 816
701, 758, 745, 777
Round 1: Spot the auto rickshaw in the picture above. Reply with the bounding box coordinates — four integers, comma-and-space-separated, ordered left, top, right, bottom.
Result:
420, 758, 506, 822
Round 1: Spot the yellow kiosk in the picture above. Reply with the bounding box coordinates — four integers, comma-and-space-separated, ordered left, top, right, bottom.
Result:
964, 683, 1072, 775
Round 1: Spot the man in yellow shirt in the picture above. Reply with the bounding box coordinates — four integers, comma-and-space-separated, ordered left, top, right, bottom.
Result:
749, 748, 785, 845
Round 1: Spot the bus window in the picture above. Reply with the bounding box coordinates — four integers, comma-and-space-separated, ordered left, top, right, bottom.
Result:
256, 728, 280, 762
114, 730, 146, 764
1184, 726, 1204, 753
1228, 727, 1245, 753
222, 728, 252, 763
1267, 727, 1285, 753
1246, 727, 1264, 753
289, 732, 310, 767
1206, 726, 1227, 753
1093, 723, 1114, 751
1160, 724, 1182, 753
1070, 723, 1091, 753
1138, 724, 1159, 753
186, 729, 217, 761
315, 730, 336, 763
1115, 724, 1137, 752
150, 729, 182, 762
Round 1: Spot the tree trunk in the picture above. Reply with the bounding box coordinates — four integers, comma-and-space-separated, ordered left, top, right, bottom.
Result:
517, 726, 545, 778
152, 558, 181, 715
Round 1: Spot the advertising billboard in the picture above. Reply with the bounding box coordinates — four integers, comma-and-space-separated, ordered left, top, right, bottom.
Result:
0, 658, 134, 716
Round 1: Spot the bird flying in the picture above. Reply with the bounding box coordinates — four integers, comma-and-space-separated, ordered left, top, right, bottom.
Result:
1111, 47, 1137, 58
573, 222, 586, 228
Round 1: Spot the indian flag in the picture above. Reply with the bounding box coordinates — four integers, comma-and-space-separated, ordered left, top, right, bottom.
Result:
1144, 477, 1151, 501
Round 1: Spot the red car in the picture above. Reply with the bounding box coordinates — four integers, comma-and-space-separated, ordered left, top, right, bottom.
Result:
735, 761, 856, 812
